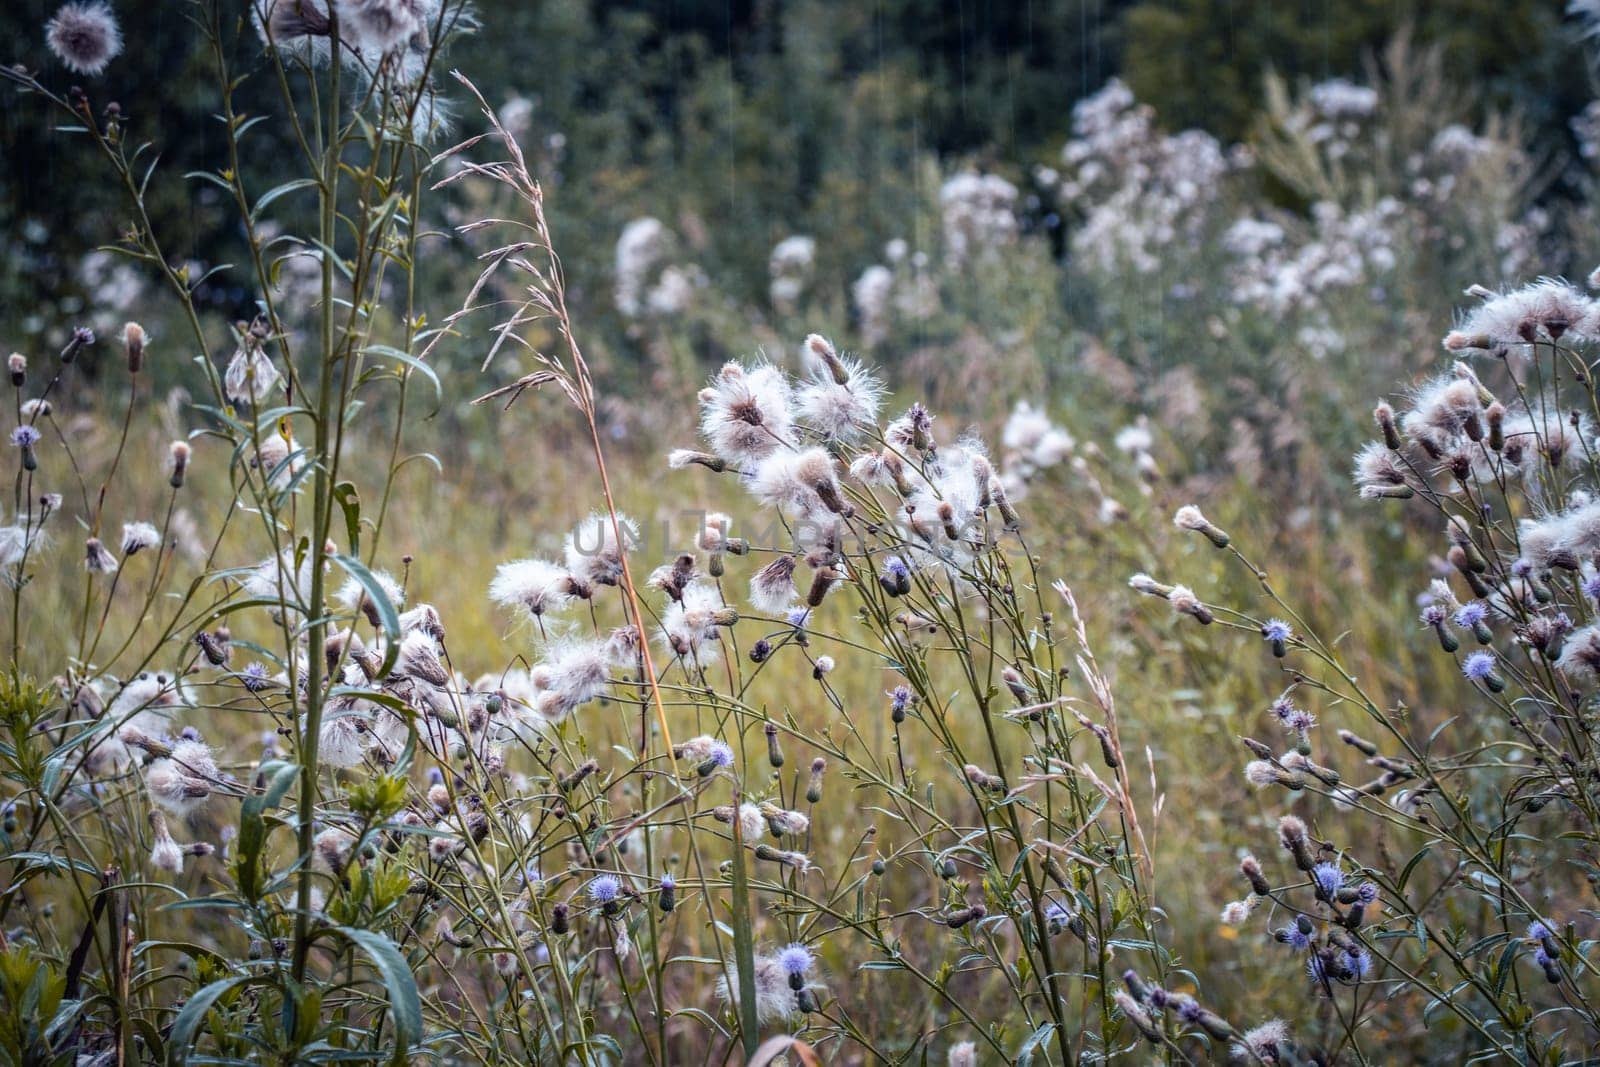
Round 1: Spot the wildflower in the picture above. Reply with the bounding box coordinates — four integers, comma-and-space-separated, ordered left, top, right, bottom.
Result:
121, 321, 145, 373
120, 521, 160, 556
795, 341, 884, 442
750, 447, 852, 518
1311, 861, 1344, 900
806, 756, 825, 803
565, 513, 637, 588
675, 735, 734, 776
1462, 649, 1505, 692
668, 448, 727, 472
1275, 921, 1312, 951
239, 662, 272, 692
528, 639, 611, 722
1166, 584, 1213, 624
748, 556, 799, 614
1444, 279, 1597, 352
1454, 600, 1495, 644
658, 873, 676, 913
588, 873, 624, 916
1555, 624, 1600, 684
45, 2, 123, 76
888, 684, 913, 722
169, 441, 191, 488
242, 551, 317, 616
775, 942, 815, 990
698, 362, 796, 466
8, 354, 25, 388
1220, 899, 1254, 925
1261, 618, 1293, 656
714, 803, 767, 841
252, 0, 333, 61
659, 581, 734, 665
878, 554, 912, 597
1401, 376, 1483, 457
1232, 1020, 1291, 1064
336, 0, 427, 55
1269, 697, 1314, 732
84, 537, 118, 574
148, 812, 184, 874
1240, 855, 1271, 896
336, 570, 404, 627
1173, 504, 1229, 547
812, 655, 834, 679
317, 709, 368, 769
715, 953, 800, 1024
1278, 815, 1315, 871
947, 1042, 977, 1067
11, 426, 39, 471
145, 738, 218, 815
1127, 573, 1174, 598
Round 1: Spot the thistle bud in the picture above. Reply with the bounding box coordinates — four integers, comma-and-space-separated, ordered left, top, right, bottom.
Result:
1486, 401, 1505, 451
551, 902, 570, 935
1374, 401, 1401, 449
1000, 665, 1030, 705
7, 353, 24, 388
1173, 505, 1229, 548
804, 333, 849, 385
806, 757, 825, 804
558, 759, 599, 793
122, 322, 146, 373
806, 566, 841, 607
1338, 729, 1379, 757
945, 904, 986, 928
169, 440, 191, 488
963, 763, 1006, 794
1240, 855, 1271, 896
61, 326, 94, 364
764, 721, 784, 768
1128, 573, 1174, 598
667, 449, 727, 473
991, 478, 1021, 531
658, 874, 676, 913
1278, 815, 1316, 872
749, 639, 772, 664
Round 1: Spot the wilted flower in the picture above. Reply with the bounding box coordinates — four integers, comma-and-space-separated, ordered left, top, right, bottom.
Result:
45, 1, 124, 76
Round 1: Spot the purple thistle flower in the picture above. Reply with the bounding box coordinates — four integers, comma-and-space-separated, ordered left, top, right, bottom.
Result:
786, 607, 811, 629
1462, 650, 1497, 682
1175, 997, 1203, 1024
883, 556, 910, 581
1261, 618, 1293, 643
1346, 946, 1373, 980
1270, 698, 1314, 731
1534, 945, 1554, 967
1277, 924, 1311, 951
1312, 861, 1344, 897
1585, 574, 1600, 604
1453, 602, 1488, 628
1420, 603, 1449, 627
239, 662, 271, 692
1355, 882, 1379, 905
10, 426, 40, 448
1529, 920, 1554, 942
587, 874, 623, 904
707, 740, 735, 769
776, 942, 814, 978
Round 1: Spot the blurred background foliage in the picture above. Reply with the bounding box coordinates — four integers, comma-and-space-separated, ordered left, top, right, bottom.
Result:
1, 0, 1591, 400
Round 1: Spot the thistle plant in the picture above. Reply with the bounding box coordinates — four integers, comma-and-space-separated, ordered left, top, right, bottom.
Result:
1134, 278, 1600, 1061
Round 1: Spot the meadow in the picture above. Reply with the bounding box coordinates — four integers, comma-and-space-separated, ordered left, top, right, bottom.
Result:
3, 2, 1600, 1064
